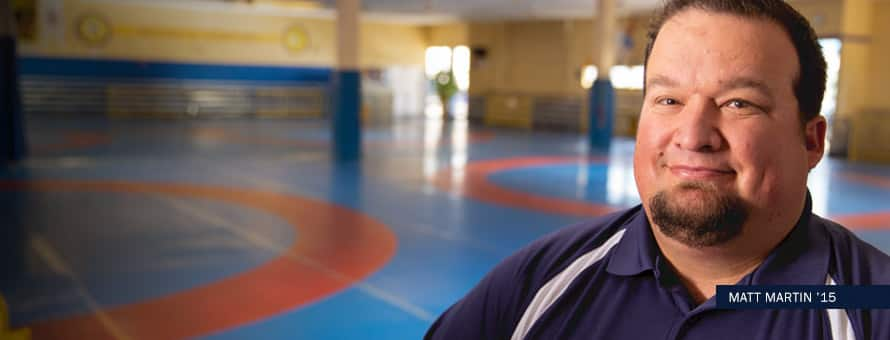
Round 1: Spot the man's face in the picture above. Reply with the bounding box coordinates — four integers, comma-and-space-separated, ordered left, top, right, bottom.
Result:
634, 9, 826, 247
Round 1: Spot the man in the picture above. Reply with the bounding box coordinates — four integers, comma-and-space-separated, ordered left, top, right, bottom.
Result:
425, 0, 890, 339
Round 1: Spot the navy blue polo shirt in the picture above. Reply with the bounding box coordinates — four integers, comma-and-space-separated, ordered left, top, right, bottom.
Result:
426, 197, 890, 340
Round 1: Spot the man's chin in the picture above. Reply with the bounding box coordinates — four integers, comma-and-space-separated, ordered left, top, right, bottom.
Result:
649, 182, 750, 248
663, 182, 722, 207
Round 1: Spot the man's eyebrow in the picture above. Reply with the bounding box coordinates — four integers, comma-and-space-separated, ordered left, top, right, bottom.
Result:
720, 77, 774, 98
645, 75, 679, 89
646, 74, 775, 98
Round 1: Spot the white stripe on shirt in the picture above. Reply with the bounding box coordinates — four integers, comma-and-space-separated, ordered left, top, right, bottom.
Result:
511, 229, 627, 340
826, 275, 856, 340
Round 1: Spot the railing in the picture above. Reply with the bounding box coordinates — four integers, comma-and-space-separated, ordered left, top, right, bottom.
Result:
20, 75, 328, 118
468, 89, 643, 136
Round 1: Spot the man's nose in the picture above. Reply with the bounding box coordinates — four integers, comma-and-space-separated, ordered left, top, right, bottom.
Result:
672, 99, 724, 152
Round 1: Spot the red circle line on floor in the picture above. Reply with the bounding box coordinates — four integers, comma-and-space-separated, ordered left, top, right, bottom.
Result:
31, 132, 111, 154
434, 156, 890, 230
0, 180, 398, 340
434, 156, 616, 217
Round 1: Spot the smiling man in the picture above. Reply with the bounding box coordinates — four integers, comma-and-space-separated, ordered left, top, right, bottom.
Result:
425, 0, 890, 339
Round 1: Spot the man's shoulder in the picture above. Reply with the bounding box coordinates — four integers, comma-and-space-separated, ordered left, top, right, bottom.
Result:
816, 217, 890, 340
525, 206, 640, 252
816, 215, 890, 284
423, 207, 643, 340
497, 206, 641, 285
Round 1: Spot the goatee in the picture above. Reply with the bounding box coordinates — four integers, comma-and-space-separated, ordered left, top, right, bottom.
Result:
649, 181, 750, 248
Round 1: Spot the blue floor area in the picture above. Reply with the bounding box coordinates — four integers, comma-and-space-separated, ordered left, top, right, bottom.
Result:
2, 116, 889, 339
2, 191, 294, 325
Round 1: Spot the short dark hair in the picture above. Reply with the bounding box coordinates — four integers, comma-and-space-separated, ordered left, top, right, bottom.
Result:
643, 0, 827, 125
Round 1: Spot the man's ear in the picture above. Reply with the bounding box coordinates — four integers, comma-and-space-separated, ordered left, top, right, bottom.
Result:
804, 115, 827, 170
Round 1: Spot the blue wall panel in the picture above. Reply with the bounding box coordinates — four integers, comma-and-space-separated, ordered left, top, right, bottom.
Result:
19, 56, 332, 84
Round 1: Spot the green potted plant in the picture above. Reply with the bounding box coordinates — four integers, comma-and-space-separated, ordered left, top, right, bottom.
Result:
434, 70, 458, 119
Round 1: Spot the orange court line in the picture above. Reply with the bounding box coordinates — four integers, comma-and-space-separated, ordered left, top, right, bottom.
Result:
830, 173, 890, 230
31, 132, 111, 153
832, 212, 890, 230
434, 156, 617, 217
0, 180, 397, 340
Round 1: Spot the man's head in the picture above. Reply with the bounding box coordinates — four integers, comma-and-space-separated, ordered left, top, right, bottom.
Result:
634, 0, 828, 248
644, 0, 827, 127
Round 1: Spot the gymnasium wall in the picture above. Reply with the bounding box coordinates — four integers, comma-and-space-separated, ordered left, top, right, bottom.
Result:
452, 0, 855, 140
20, 0, 426, 68
848, 0, 890, 163
866, 2, 890, 111
425, 23, 469, 47
449, 14, 654, 133
14, 0, 427, 117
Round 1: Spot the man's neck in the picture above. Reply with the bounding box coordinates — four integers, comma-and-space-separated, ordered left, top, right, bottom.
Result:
651, 220, 795, 305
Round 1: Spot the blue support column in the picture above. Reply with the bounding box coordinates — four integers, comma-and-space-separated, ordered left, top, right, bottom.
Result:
1, 34, 26, 162
588, 0, 617, 151
332, 70, 361, 161
588, 78, 614, 150
332, 0, 361, 162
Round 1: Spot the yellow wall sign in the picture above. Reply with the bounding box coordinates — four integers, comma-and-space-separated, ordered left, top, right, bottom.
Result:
282, 25, 310, 54
76, 13, 112, 46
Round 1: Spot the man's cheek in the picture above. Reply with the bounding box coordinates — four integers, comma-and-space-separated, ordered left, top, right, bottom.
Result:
735, 143, 781, 203
636, 119, 666, 151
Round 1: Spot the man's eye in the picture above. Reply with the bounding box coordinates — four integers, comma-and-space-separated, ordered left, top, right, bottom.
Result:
726, 99, 753, 109
657, 98, 678, 105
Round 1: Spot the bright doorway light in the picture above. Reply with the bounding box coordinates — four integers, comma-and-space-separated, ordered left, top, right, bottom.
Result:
580, 65, 599, 89
425, 46, 452, 78
610, 65, 644, 90
452, 45, 471, 91
581, 65, 643, 90
818, 38, 841, 118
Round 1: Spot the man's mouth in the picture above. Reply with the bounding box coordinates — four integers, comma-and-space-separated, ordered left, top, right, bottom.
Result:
668, 165, 735, 180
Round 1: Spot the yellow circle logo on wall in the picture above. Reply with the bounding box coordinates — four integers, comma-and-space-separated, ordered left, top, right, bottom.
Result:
76, 14, 112, 46
283, 25, 310, 54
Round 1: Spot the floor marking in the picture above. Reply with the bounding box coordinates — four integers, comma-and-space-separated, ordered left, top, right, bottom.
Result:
1, 179, 397, 339
158, 196, 435, 322
30, 235, 134, 340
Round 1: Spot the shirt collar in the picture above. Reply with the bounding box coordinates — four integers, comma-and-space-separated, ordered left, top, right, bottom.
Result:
605, 192, 831, 285
747, 192, 831, 285
605, 206, 658, 276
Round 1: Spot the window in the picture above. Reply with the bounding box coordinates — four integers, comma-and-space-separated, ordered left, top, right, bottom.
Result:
580, 65, 643, 90
818, 38, 841, 118
425, 46, 452, 78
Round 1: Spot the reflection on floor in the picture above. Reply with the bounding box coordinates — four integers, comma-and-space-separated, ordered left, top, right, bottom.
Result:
2, 116, 889, 339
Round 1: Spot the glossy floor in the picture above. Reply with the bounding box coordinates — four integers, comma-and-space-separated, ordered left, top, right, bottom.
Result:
2, 116, 889, 339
